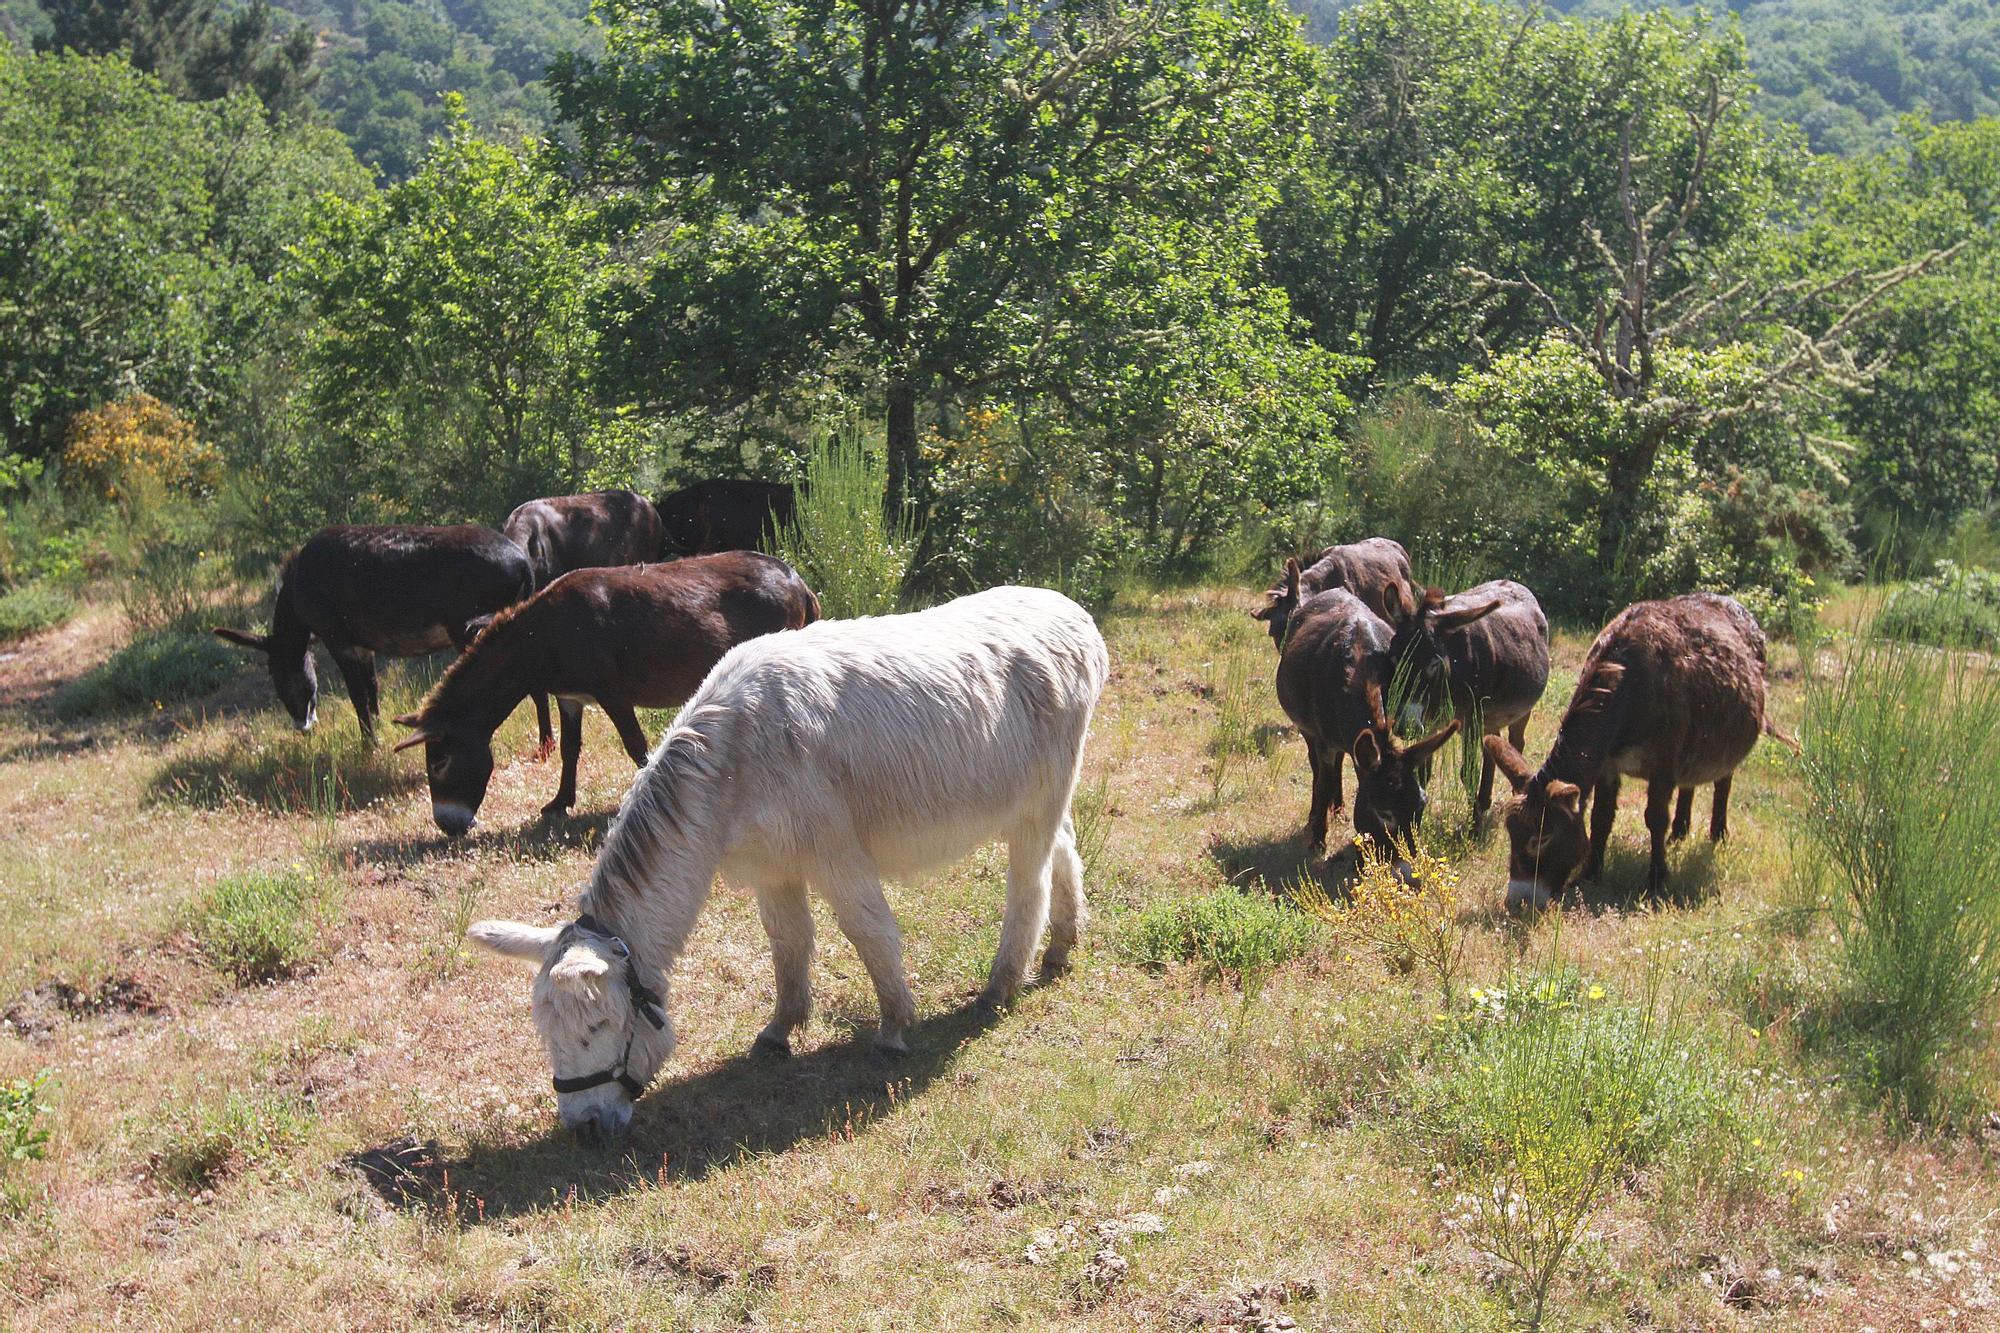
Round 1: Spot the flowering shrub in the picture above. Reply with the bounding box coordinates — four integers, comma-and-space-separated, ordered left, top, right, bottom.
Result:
1297, 840, 1468, 1009
59, 394, 219, 502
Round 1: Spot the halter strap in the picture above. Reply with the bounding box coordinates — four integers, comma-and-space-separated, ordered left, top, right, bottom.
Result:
550, 915, 667, 1100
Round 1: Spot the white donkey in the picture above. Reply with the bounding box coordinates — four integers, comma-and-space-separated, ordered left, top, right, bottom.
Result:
469, 585, 1109, 1145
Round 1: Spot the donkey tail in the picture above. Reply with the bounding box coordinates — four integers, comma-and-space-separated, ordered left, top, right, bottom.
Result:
1764, 714, 1802, 755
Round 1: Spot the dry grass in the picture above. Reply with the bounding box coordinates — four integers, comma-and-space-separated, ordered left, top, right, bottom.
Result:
0, 590, 1996, 1329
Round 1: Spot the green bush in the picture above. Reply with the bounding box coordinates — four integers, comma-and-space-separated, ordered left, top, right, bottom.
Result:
1875, 560, 2000, 650
1409, 970, 1771, 1327
1791, 631, 2000, 1122
0, 582, 78, 643
1124, 887, 1322, 983
184, 869, 328, 984
150, 1091, 311, 1193
54, 631, 239, 718
778, 419, 921, 619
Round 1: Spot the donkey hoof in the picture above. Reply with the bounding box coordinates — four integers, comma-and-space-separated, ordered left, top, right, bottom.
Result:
540, 797, 575, 818
1038, 947, 1073, 980
871, 1037, 910, 1061
752, 1033, 792, 1060
975, 986, 1014, 1015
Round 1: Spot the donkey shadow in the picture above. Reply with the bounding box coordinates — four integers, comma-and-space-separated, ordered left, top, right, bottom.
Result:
1569, 839, 1724, 914
1209, 829, 1362, 901
408, 1000, 1003, 1219
345, 807, 619, 870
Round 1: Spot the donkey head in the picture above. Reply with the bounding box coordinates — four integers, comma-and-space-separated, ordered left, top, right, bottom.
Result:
1485, 735, 1586, 912
1384, 585, 1504, 703
1350, 709, 1462, 858
394, 710, 495, 837
213, 626, 317, 731
467, 915, 675, 1148
1250, 557, 1305, 651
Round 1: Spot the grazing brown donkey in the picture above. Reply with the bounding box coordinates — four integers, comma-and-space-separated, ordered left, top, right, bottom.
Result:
215, 525, 533, 742
1385, 579, 1551, 829
394, 553, 820, 836
1485, 592, 1793, 910
1253, 537, 1417, 650
1274, 566, 1460, 858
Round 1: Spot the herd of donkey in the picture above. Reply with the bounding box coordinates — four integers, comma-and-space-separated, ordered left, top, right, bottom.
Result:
202, 479, 1794, 1145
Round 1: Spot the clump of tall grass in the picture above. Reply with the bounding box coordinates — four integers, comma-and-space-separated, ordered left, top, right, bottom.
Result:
778, 419, 921, 619
1204, 648, 1259, 805
185, 868, 333, 984
1791, 632, 2000, 1122
150, 1090, 311, 1193
1409, 968, 1770, 1328
1124, 887, 1321, 986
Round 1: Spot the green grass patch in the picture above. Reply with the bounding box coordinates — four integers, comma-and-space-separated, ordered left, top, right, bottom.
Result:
54, 630, 239, 718
184, 869, 330, 984
777, 417, 921, 618
0, 582, 79, 643
1123, 886, 1322, 983
149, 1091, 312, 1193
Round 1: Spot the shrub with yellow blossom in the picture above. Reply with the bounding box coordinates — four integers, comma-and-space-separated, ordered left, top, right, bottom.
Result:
1296, 839, 1468, 1009
60, 394, 220, 503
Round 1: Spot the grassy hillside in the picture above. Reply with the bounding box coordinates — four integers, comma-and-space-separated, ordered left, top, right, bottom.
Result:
1, 586, 1995, 1328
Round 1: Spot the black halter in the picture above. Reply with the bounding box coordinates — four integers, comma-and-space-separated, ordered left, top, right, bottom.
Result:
549, 914, 668, 1101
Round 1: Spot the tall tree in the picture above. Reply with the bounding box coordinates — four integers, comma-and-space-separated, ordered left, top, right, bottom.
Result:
552, 0, 1321, 509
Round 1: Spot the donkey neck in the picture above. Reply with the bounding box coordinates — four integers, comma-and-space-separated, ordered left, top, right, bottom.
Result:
431, 609, 550, 734
1539, 663, 1626, 789
269, 575, 313, 657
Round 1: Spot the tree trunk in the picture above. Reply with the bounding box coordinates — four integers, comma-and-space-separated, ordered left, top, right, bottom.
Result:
886, 378, 918, 517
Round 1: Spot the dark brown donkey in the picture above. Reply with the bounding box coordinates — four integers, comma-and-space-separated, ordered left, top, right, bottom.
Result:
393, 552, 820, 836
1385, 579, 1551, 829
655, 479, 796, 556
500, 489, 668, 754
1274, 568, 1461, 858
214, 525, 533, 742
1253, 537, 1417, 650
1484, 593, 1794, 911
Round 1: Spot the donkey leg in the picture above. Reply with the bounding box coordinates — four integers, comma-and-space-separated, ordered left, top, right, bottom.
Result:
1670, 787, 1694, 841
1305, 743, 1333, 853
328, 645, 379, 744
605, 701, 651, 765
753, 881, 814, 1057
1644, 782, 1673, 897
531, 693, 554, 760
543, 699, 585, 815
1709, 775, 1733, 842
1584, 774, 1620, 882
820, 866, 916, 1055
1041, 814, 1086, 980
984, 818, 1057, 1010
1329, 747, 1346, 814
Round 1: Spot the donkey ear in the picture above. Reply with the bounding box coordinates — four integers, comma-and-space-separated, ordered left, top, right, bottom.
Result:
1381, 581, 1410, 624
392, 729, 436, 754
1352, 728, 1382, 775
1545, 781, 1583, 815
467, 919, 561, 961
1435, 597, 1503, 633
1483, 735, 1533, 792
1284, 557, 1302, 601
1406, 717, 1462, 763
1250, 595, 1277, 622
213, 627, 270, 652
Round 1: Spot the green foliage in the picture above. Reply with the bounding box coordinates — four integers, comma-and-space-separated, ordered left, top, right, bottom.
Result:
184, 868, 328, 984
0, 582, 78, 643
1123, 888, 1322, 984
776, 422, 919, 620
0, 49, 370, 468
150, 1089, 310, 1191
36, 0, 318, 118
279, 116, 633, 535
1792, 631, 2000, 1122
1876, 560, 2000, 650
55, 630, 239, 718
1410, 970, 1771, 1326
0, 1070, 54, 1167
